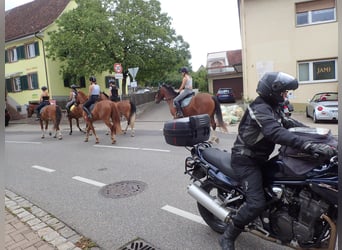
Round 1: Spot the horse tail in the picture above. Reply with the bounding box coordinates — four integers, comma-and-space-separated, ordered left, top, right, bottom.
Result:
111, 103, 122, 134
128, 101, 137, 125
212, 96, 228, 133
55, 105, 62, 129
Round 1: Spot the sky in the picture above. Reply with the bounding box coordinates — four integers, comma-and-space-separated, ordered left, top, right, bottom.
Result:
5, 0, 242, 70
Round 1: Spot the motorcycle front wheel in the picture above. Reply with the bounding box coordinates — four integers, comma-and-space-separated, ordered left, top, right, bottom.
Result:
197, 180, 243, 234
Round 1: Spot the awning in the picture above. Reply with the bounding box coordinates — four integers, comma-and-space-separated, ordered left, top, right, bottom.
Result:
5, 72, 23, 79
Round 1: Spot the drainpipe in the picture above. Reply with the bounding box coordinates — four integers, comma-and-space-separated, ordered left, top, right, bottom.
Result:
34, 32, 50, 95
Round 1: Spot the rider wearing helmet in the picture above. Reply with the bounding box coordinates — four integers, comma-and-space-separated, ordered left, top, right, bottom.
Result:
173, 67, 193, 118
82, 76, 100, 119
65, 84, 79, 116
220, 72, 337, 250
35, 86, 50, 120
109, 79, 120, 102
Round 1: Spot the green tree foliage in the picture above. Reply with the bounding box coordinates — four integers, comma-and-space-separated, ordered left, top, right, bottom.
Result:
45, 0, 191, 85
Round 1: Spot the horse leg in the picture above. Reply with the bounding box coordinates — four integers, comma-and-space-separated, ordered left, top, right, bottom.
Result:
76, 118, 85, 133
209, 119, 219, 144
104, 119, 116, 144
40, 120, 45, 139
69, 117, 73, 135
129, 113, 136, 137
84, 122, 91, 142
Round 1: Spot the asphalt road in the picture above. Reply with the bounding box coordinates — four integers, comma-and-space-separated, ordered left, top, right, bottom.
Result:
5, 101, 337, 250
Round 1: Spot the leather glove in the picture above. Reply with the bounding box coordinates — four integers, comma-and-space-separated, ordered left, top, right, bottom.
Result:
302, 142, 336, 159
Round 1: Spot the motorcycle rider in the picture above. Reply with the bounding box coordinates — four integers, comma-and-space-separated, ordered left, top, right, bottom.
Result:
220, 72, 336, 250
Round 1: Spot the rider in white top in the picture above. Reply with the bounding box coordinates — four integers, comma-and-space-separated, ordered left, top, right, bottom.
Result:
174, 67, 193, 118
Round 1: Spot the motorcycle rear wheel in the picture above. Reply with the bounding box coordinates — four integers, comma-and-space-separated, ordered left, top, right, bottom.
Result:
197, 180, 242, 234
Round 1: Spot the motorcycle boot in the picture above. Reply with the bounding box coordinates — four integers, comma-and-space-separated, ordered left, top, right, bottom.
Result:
174, 101, 184, 118
219, 222, 243, 250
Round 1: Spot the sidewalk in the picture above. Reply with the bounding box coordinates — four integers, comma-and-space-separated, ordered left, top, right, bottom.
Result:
5, 189, 96, 250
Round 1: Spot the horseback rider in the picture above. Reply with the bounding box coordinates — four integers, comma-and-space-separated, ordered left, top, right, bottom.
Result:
82, 76, 100, 119
109, 80, 120, 102
65, 84, 78, 116
35, 86, 50, 120
174, 67, 193, 118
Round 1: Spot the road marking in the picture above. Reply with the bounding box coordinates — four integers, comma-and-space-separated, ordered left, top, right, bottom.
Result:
161, 205, 207, 226
6, 140, 42, 144
141, 148, 170, 152
32, 165, 56, 173
94, 145, 170, 152
72, 176, 106, 187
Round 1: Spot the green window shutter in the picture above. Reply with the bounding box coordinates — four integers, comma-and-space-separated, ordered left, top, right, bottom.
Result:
31, 73, 39, 89
6, 79, 13, 92
5, 50, 8, 63
21, 75, 28, 90
79, 76, 85, 88
17, 46, 25, 60
34, 42, 40, 56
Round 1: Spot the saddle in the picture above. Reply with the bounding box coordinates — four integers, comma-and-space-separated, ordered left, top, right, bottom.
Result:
174, 92, 195, 108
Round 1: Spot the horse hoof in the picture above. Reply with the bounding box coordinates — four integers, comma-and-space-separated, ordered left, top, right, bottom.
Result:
58, 137, 63, 140
95, 141, 99, 144
69, 132, 72, 135
112, 140, 116, 144
84, 139, 88, 142
49, 132, 52, 136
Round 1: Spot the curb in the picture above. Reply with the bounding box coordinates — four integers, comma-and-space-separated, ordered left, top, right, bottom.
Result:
5, 189, 98, 250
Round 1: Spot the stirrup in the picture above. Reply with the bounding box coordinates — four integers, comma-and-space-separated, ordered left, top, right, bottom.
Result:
175, 112, 184, 118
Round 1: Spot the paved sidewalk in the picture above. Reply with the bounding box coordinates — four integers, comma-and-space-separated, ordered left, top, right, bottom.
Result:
5, 190, 96, 250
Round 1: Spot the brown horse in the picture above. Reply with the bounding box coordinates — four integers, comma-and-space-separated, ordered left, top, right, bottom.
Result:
100, 92, 137, 137
67, 102, 86, 135
75, 91, 122, 144
27, 103, 63, 140
155, 84, 228, 142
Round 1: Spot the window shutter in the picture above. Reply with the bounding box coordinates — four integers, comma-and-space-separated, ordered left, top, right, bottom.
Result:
64, 78, 70, 87
21, 75, 29, 90
17, 46, 25, 60
6, 79, 13, 92
296, 0, 335, 13
5, 50, 8, 63
32, 73, 39, 89
34, 42, 40, 56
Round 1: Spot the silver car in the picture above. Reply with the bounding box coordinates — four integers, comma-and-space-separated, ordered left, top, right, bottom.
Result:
306, 92, 338, 123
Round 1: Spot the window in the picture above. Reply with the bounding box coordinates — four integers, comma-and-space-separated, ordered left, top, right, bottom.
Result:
5, 74, 39, 92
298, 59, 337, 83
296, 0, 336, 26
7, 47, 18, 62
26, 42, 40, 58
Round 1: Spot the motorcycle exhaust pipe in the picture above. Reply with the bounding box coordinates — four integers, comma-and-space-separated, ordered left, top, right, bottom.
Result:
187, 183, 232, 223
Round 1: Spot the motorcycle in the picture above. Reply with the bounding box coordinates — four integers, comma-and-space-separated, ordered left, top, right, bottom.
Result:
163, 114, 338, 250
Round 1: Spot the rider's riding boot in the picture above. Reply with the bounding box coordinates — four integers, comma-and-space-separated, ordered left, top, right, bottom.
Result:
83, 107, 92, 119
174, 102, 183, 118
219, 222, 243, 250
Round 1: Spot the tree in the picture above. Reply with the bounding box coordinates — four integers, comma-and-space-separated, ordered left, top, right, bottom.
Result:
45, 0, 191, 85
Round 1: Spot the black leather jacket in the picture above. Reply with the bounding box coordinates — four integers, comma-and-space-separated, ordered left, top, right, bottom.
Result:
232, 96, 307, 161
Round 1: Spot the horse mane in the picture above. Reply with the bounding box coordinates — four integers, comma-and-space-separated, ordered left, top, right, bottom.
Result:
162, 84, 178, 96
102, 91, 109, 98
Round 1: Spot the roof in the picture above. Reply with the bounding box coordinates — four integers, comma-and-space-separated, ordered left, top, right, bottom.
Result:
207, 49, 242, 67
226, 49, 242, 66
5, 0, 70, 42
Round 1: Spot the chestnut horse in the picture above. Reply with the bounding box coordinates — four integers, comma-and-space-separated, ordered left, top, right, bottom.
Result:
27, 103, 63, 140
155, 84, 228, 142
100, 92, 136, 137
75, 91, 122, 144
67, 102, 86, 135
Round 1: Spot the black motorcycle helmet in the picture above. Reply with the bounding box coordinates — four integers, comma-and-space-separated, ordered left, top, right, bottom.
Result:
256, 72, 298, 104
179, 67, 189, 74
41, 86, 47, 91
89, 76, 96, 82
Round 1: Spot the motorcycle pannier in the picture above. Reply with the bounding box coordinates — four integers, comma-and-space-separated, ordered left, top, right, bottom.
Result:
163, 114, 211, 146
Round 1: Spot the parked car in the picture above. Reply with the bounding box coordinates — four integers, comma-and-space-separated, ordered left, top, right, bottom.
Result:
306, 92, 338, 123
135, 88, 151, 94
216, 88, 235, 103
5, 108, 10, 127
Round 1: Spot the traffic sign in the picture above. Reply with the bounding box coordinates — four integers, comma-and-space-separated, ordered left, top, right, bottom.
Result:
114, 63, 123, 73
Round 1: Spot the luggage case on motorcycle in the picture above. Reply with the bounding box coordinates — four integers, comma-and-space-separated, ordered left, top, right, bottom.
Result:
163, 114, 210, 146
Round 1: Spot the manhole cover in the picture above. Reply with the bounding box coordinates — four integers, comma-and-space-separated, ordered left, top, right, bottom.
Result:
119, 238, 158, 250
99, 180, 147, 199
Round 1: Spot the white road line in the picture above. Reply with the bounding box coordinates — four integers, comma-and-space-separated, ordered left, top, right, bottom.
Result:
141, 148, 170, 152
6, 141, 42, 144
161, 205, 207, 226
32, 165, 56, 173
94, 145, 170, 152
72, 176, 106, 187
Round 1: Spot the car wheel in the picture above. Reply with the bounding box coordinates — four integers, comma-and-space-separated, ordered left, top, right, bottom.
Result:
313, 111, 319, 123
